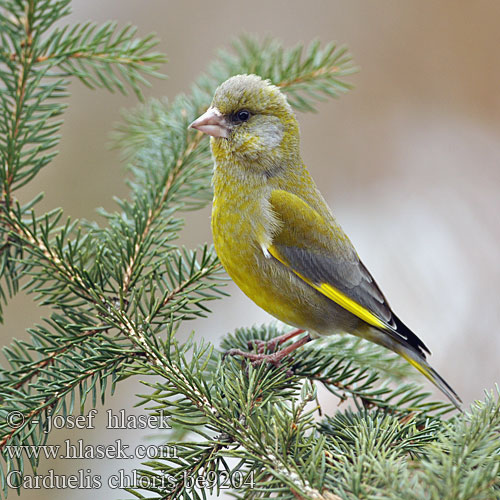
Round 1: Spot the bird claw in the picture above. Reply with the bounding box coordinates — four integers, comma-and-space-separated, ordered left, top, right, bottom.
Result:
224, 347, 289, 368
225, 331, 310, 376
246, 338, 279, 354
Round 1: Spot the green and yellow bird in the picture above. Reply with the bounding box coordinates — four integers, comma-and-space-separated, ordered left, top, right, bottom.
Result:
190, 74, 461, 408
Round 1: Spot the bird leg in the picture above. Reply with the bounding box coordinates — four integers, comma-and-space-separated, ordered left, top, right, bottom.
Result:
247, 328, 306, 353
226, 330, 311, 367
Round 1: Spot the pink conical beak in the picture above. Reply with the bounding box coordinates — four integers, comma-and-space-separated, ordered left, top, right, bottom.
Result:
189, 107, 229, 138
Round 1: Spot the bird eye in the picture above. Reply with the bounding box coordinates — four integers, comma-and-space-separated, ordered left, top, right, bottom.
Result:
235, 109, 251, 122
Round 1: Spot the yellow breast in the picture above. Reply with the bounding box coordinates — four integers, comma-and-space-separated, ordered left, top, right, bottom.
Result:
211, 183, 317, 331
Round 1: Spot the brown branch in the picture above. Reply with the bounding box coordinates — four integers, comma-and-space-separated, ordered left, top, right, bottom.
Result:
0, 353, 135, 451
160, 261, 221, 312
5, 252, 220, 399
5, 211, 91, 294
3, 1, 35, 200
0, 244, 220, 451
3, 328, 105, 396
121, 130, 205, 294
7, 50, 148, 65
162, 443, 226, 500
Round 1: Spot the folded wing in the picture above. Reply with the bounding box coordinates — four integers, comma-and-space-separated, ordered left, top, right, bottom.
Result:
267, 189, 430, 358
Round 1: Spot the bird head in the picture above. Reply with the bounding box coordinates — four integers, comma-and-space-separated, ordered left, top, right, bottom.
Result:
190, 74, 300, 175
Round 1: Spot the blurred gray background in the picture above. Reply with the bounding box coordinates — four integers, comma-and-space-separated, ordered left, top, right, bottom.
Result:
3, 0, 500, 498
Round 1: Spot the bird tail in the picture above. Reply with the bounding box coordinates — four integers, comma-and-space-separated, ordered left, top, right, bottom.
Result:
364, 325, 462, 409
398, 348, 462, 410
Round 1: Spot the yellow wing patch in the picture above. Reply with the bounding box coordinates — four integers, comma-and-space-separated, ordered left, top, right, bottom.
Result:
316, 282, 386, 328
267, 244, 386, 329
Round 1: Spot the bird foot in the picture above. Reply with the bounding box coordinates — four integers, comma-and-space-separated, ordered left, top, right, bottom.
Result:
224, 347, 290, 367
247, 338, 278, 354
225, 331, 311, 371
246, 328, 306, 354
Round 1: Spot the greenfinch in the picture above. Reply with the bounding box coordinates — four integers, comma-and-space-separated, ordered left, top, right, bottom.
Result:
190, 74, 461, 408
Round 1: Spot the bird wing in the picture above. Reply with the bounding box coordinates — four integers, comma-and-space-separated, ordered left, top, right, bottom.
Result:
267, 189, 430, 357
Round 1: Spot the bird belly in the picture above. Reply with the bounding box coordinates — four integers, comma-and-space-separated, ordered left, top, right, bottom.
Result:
212, 210, 363, 336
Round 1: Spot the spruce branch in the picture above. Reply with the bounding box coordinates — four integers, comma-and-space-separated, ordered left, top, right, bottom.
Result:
401, 389, 500, 500
38, 21, 166, 98
129, 323, 466, 498
129, 336, 341, 499
200, 36, 357, 112
0, 0, 166, 318
128, 326, 418, 498
319, 389, 500, 500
